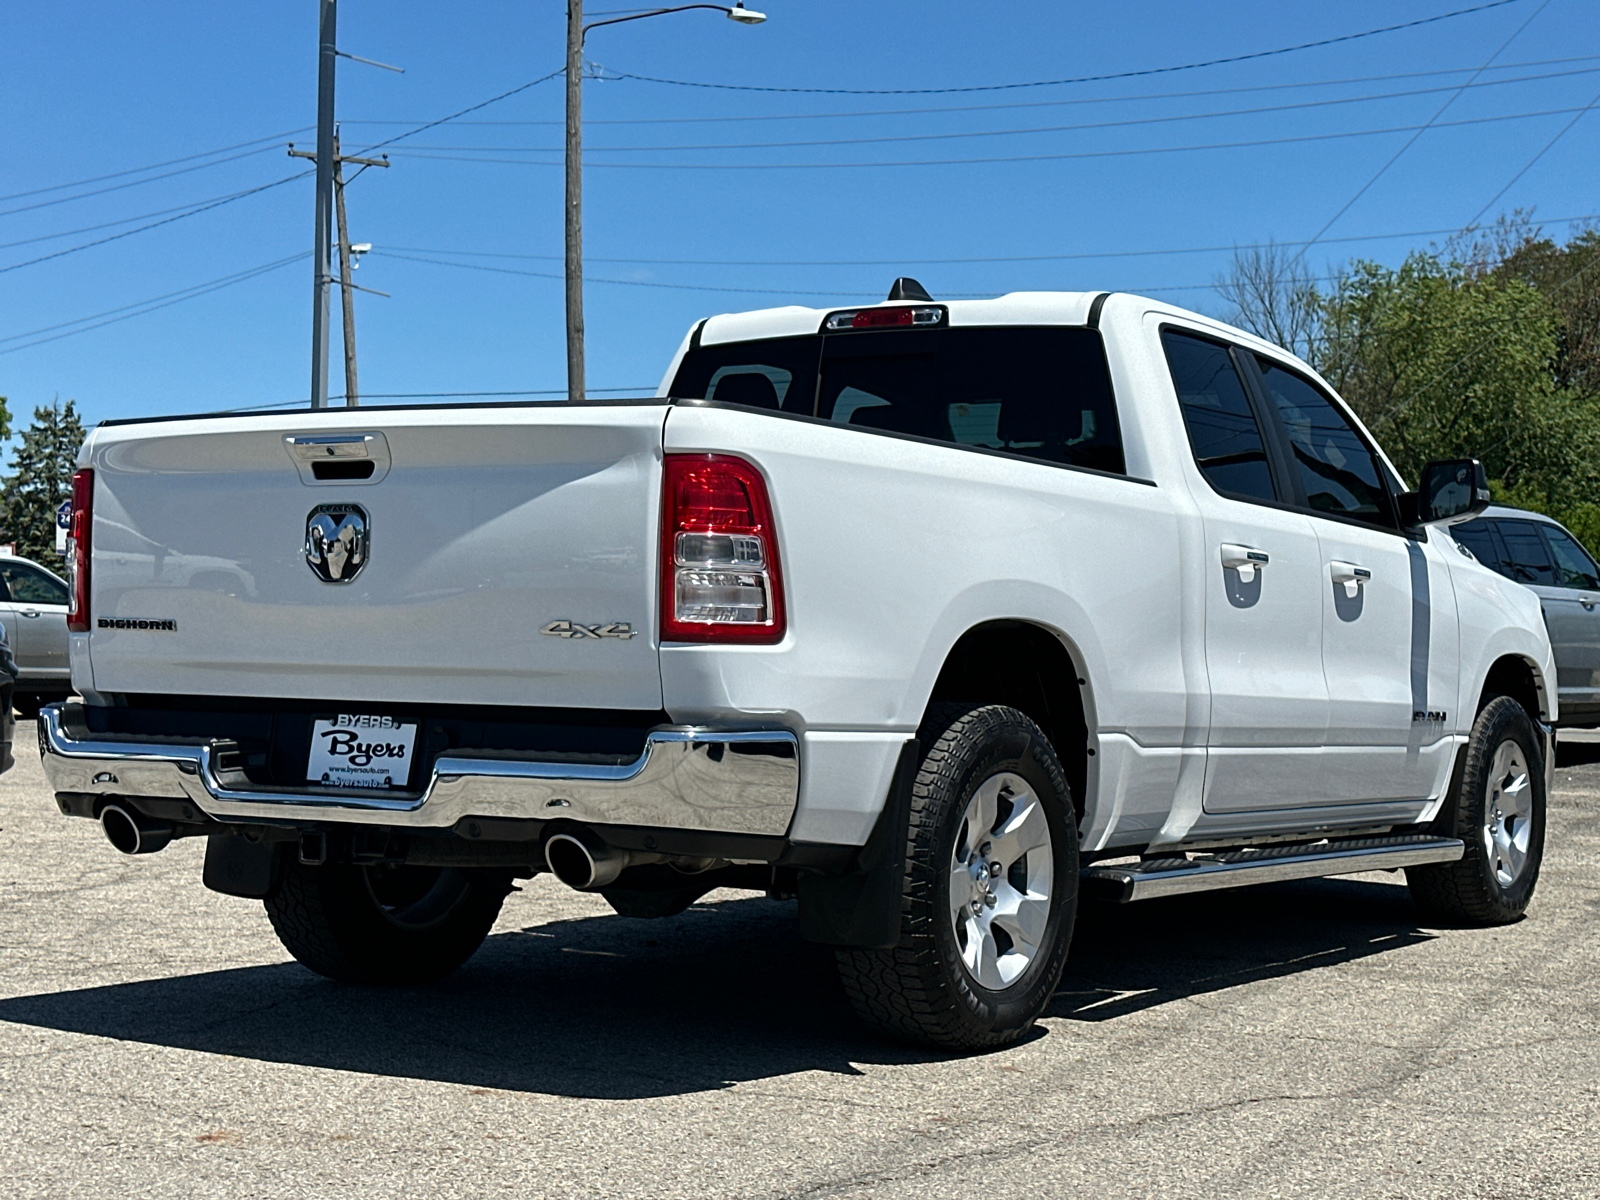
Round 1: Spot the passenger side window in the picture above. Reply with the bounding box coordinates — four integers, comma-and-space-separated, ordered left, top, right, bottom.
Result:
1161, 330, 1277, 502
1255, 359, 1392, 528
1495, 520, 1557, 585
1540, 525, 1600, 590
0, 563, 67, 605
1451, 520, 1508, 576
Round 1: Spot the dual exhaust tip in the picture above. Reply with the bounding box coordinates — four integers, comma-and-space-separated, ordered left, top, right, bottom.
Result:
101, 804, 644, 891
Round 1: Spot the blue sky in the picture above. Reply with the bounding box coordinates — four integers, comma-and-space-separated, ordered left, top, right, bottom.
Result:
2, 0, 1598, 434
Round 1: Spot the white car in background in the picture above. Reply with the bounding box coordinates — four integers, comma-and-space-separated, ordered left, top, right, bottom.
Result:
0, 553, 71, 716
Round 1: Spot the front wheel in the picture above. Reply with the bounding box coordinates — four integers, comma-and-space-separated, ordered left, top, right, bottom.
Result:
1407, 695, 1546, 925
836, 704, 1079, 1050
265, 860, 512, 984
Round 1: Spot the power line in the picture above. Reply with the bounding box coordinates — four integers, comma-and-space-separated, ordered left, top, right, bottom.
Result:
337, 56, 1600, 128
0, 253, 307, 356
1293, 0, 1548, 256
347, 68, 565, 157
596, 1, 1531, 96
218, 386, 657, 413
392, 70, 1600, 155
382, 212, 1600, 269
0, 143, 296, 218
387, 104, 1599, 170
1464, 86, 1600, 227
0, 128, 312, 205
0, 181, 316, 252
372, 250, 896, 297
0, 170, 311, 276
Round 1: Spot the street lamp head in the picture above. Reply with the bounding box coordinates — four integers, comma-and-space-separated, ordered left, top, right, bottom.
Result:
726, 3, 767, 24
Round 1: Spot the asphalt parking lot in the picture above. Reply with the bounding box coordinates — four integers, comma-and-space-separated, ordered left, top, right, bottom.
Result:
1, 724, 1597, 1199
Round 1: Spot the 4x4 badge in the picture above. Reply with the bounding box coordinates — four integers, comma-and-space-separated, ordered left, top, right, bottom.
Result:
541, 620, 636, 640
305, 503, 369, 583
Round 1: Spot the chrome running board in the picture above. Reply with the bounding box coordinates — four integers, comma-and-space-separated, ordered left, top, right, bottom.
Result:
1081, 834, 1464, 903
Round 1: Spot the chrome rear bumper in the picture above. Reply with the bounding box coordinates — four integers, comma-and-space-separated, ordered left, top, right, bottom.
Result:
39, 704, 799, 837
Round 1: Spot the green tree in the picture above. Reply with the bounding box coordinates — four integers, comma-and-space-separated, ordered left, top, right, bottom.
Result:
1318, 252, 1600, 503
2, 398, 86, 564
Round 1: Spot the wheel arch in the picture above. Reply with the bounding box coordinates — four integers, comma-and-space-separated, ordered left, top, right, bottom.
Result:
1479, 653, 1549, 725
923, 619, 1092, 823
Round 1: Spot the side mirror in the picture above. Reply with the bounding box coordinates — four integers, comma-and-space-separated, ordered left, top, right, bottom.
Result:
1399, 458, 1491, 527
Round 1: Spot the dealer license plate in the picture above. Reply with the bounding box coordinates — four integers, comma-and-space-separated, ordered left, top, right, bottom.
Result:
307, 715, 419, 789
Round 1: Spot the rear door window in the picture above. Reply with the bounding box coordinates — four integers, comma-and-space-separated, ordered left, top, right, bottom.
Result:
1495, 519, 1557, 585
1540, 524, 1600, 590
1161, 330, 1278, 503
1255, 358, 1394, 528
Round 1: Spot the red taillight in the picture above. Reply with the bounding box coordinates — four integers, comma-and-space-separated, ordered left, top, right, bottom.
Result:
66, 467, 92, 632
660, 454, 785, 644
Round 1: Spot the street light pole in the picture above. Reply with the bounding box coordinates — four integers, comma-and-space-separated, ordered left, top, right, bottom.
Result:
563, 3, 766, 404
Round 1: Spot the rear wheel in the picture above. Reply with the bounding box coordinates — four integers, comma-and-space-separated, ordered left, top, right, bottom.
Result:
265, 860, 512, 984
836, 704, 1078, 1050
1407, 695, 1546, 925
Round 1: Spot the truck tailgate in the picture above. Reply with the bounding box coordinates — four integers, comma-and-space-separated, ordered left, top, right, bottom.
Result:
82, 405, 666, 709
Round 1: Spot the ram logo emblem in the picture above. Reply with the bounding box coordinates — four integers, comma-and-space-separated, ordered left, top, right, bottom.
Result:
305, 504, 369, 583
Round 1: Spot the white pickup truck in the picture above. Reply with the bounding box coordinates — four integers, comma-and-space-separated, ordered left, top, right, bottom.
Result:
42, 283, 1556, 1049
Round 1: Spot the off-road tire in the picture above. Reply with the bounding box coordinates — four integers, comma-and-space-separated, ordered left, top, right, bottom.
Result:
836, 704, 1079, 1050
265, 860, 512, 984
1407, 695, 1546, 925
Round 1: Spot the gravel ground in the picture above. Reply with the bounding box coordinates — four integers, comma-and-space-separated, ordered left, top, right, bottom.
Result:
1, 723, 1597, 1199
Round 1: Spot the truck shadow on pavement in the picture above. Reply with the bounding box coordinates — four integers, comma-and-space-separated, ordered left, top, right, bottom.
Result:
0, 879, 1437, 1098
1052, 876, 1437, 1022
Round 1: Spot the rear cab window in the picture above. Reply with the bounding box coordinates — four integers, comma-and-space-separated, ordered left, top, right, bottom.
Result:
670, 320, 1126, 475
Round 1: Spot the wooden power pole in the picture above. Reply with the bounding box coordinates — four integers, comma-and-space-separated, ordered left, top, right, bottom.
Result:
291, 133, 389, 407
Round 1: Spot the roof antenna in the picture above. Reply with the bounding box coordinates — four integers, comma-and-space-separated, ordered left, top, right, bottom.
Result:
886, 277, 933, 302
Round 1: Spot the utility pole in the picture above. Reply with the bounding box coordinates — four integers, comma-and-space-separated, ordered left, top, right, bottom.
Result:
565, 0, 585, 403
310, 0, 338, 409
293, 134, 390, 408
334, 139, 359, 406
563, 5, 763, 405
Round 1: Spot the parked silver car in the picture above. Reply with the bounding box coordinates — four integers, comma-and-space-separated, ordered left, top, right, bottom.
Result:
0, 553, 70, 716
1452, 506, 1600, 727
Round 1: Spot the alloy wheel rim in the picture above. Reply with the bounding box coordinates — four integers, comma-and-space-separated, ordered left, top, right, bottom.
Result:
947, 771, 1054, 991
1482, 739, 1534, 889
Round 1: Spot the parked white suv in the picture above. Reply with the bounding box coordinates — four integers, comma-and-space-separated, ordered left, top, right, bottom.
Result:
41, 285, 1555, 1048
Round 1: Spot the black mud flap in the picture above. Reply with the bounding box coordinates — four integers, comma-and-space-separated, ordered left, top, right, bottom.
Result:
796, 740, 916, 950
203, 832, 286, 899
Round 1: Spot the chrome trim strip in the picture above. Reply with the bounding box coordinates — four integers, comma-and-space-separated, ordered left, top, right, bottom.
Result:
39, 706, 799, 836
1083, 834, 1465, 903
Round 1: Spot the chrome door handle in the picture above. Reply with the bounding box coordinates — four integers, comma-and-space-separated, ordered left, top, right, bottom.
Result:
1330, 561, 1371, 599
1220, 544, 1269, 582
19, 610, 39, 619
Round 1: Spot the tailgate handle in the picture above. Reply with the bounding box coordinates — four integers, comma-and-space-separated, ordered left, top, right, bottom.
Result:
284, 432, 391, 486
